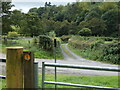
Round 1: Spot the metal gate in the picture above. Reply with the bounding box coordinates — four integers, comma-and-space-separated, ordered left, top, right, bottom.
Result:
42, 62, 120, 89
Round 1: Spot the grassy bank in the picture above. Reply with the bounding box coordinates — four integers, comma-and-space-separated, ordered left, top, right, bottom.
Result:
0, 74, 119, 89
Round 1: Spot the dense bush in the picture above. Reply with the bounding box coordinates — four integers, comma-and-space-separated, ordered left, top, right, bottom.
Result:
7, 32, 19, 39
61, 35, 72, 43
102, 43, 120, 64
39, 35, 53, 51
78, 28, 92, 36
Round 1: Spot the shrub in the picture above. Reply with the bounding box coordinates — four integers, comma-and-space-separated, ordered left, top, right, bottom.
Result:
61, 35, 72, 43
7, 32, 19, 39
78, 28, 92, 36
91, 40, 104, 49
48, 31, 56, 38
38, 35, 53, 51
33, 37, 38, 45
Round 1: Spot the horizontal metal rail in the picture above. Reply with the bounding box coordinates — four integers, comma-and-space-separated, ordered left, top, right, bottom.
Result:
42, 62, 119, 89
44, 63, 120, 72
0, 75, 6, 79
0, 59, 6, 62
44, 81, 119, 90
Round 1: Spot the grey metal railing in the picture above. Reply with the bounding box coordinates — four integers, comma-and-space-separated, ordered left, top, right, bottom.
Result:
42, 62, 120, 89
0, 59, 6, 79
0, 75, 6, 79
0, 59, 6, 62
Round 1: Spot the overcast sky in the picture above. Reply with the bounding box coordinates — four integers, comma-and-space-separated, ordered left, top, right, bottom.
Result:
11, 0, 119, 13
11, 0, 77, 13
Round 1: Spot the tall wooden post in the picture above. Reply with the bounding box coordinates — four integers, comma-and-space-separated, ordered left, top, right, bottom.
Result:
6, 47, 23, 88
23, 51, 34, 88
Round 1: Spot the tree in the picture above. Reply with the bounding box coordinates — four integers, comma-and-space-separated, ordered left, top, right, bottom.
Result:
78, 28, 92, 36
42, 18, 55, 35
78, 21, 88, 30
58, 20, 70, 36
2, 2, 14, 34
10, 10, 25, 33
88, 18, 106, 36
28, 8, 38, 13
101, 9, 118, 36
68, 21, 78, 35
75, 10, 89, 24
54, 21, 62, 36
37, 7, 45, 18
85, 11, 100, 21
99, 2, 117, 13
22, 12, 44, 36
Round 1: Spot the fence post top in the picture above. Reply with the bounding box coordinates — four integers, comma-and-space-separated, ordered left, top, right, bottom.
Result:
6, 47, 23, 49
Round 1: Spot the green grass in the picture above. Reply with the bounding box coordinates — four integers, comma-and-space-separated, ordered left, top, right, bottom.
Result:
1, 74, 119, 89
0, 79, 6, 89
40, 74, 119, 89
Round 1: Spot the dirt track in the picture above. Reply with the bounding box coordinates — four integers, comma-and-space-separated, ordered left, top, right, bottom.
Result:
0, 44, 119, 76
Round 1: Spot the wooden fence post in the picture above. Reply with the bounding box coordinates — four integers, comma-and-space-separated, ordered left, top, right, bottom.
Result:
23, 51, 34, 88
6, 47, 23, 88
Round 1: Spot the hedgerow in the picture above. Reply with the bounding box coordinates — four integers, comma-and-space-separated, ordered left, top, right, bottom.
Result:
68, 36, 119, 64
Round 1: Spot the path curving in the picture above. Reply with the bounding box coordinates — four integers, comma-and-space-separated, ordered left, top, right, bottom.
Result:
0, 44, 119, 76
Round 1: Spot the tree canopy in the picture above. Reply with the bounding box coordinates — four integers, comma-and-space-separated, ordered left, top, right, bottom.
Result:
2, 2, 120, 37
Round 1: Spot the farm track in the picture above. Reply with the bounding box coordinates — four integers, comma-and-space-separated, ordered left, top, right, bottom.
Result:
0, 44, 119, 76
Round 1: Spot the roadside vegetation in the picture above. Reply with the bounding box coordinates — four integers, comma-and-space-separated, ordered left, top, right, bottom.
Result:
1, 35, 63, 59
0, 74, 119, 89
68, 36, 119, 64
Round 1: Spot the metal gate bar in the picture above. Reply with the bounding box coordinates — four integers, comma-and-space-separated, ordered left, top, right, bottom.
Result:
44, 81, 118, 90
0, 75, 6, 79
42, 62, 119, 89
44, 63, 120, 72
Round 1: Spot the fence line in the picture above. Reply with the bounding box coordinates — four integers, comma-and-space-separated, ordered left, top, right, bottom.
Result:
0, 75, 6, 79
0, 59, 6, 62
42, 62, 120, 89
